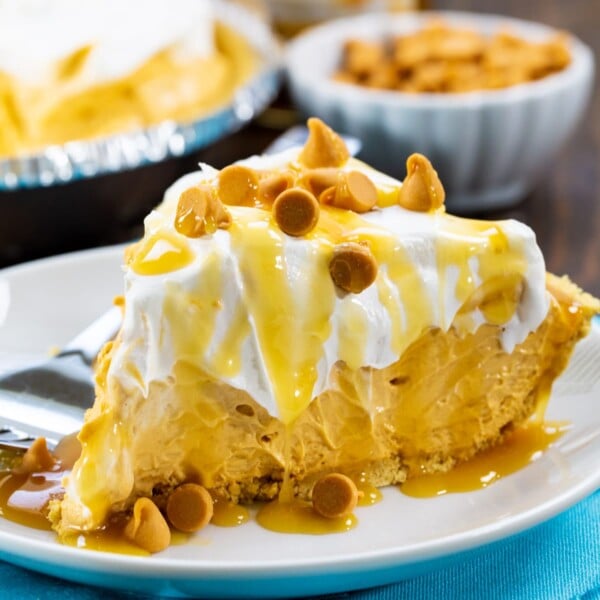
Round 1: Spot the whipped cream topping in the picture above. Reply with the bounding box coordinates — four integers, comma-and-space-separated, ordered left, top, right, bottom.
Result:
108, 148, 550, 425
0, 0, 214, 85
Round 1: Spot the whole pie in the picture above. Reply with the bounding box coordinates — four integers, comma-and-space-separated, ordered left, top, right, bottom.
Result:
0, 0, 257, 158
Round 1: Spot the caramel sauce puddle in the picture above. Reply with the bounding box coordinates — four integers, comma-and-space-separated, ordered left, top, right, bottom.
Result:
256, 441, 359, 535
0, 466, 60, 532
353, 472, 383, 507
401, 422, 569, 498
0, 420, 568, 549
256, 499, 357, 535
210, 493, 250, 527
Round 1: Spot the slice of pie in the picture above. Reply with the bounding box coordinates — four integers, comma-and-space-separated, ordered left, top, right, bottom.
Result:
51, 119, 600, 547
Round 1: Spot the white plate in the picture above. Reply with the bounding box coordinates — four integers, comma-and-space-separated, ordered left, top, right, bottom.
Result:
0, 246, 599, 598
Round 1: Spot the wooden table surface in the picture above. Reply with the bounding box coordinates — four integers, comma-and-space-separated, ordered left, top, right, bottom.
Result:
2, 0, 598, 299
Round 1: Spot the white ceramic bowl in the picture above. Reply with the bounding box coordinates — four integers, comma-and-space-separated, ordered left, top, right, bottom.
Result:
286, 11, 595, 211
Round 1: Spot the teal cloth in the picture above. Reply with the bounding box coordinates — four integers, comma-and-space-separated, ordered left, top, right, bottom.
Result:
0, 489, 598, 600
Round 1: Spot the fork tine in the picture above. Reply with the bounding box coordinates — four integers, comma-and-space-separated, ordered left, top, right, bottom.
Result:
0, 426, 34, 442
0, 425, 36, 452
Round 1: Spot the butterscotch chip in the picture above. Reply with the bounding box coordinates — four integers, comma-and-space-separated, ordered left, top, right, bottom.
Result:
14, 437, 55, 474
124, 497, 171, 554
272, 188, 320, 237
329, 242, 378, 294
175, 185, 231, 237
218, 164, 260, 206
208, 195, 233, 232
329, 171, 378, 213
393, 36, 431, 70
298, 118, 350, 169
175, 186, 207, 238
166, 483, 214, 533
345, 172, 378, 211
258, 171, 295, 205
364, 61, 398, 90
319, 186, 337, 206
344, 39, 386, 76
410, 61, 447, 92
312, 473, 359, 519
398, 153, 445, 212
298, 168, 339, 199
435, 29, 485, 61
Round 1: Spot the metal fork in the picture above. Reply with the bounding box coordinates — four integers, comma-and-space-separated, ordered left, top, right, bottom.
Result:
0, 306, 122, 451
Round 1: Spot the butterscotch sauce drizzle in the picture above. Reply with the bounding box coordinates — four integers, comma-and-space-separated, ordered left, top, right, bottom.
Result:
337, 299, 369, 370
210, 301, 251, 377
62, 521, 148, 556
76, 412, 123, 524
130, 231, 194, 276
369, 232, 433, 354
400, 422, 568, 498
256, 499, 357, 535
436, 217, 525, 329
0, 464, 61, 531
229, 210, 337, 424
376, 276, 404, 356
162, 252, 222, 367
352, 472, 383, 506
533, 373, 557, 425
210, 495, 250, 527
357, 484, 383, 507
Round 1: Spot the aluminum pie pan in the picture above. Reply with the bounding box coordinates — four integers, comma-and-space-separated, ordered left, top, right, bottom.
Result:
0, 1, 282, 191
